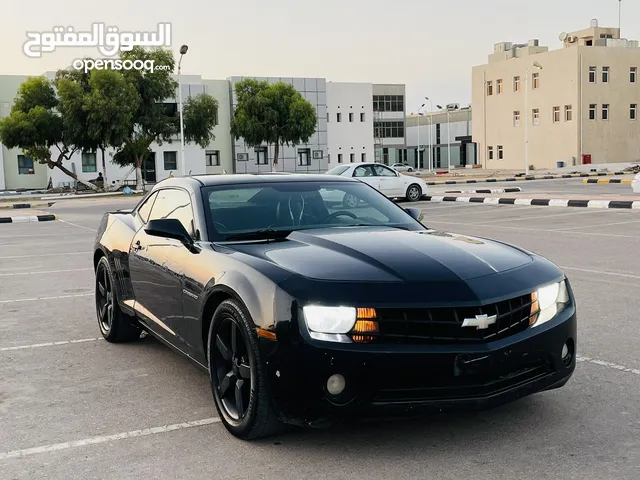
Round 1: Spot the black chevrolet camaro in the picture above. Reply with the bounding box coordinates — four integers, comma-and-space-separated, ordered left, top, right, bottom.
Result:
93, 173, 577, 440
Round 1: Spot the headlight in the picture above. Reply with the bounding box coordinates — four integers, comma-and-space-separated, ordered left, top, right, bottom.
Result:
530, 280, 570, 327
303, 306, 357, 342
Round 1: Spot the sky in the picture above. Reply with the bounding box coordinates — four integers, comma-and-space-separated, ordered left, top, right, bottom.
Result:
2, 0, 638, 113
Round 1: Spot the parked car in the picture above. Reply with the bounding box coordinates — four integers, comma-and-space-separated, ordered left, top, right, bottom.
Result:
632, 172, 640, 193
93, 173, 577, 440
325, 163, 428, 206
391, 162, 415, 172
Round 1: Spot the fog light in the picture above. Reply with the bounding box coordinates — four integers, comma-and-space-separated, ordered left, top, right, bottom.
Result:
326, 374, 346, 396
562, 343, 569, 360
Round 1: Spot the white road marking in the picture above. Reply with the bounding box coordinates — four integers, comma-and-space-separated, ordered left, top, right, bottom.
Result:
0, 417, 221, 460
0, 338, 102, 352
0, 239, 91, 248
57, 219, 97, 232
0, 268, 92, 277
0, 232, 94, 239
553, 219, 640, 231
0, 293, 93, 304
559, 266, 640, 280
475, 208, 606, 225
577, 356, 640, 376
0, 251, 92, 259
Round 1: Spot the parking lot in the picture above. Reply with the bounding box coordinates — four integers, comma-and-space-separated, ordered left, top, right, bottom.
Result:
1, 196, 639, 480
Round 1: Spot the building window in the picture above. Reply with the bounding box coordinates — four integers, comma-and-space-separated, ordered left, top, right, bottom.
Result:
602, 67, 609, 83
349, 112, 354, 122
350, 153, 355, 162
298, 148, 311, 166
631, 104, 637, 120
256, 147, 268, 164
336, 112, 342, 122
589, 104, 596, 120
487, 146, 494, 160
513, 110, 520, 126
81, 152, 97, 172
486, 81, 493, 96
532, 108, 540, 125
496, 79, 503, 94
589, 66, 596, 83
373, 121, 404, 138
513, 76, 520, 92
532, 72, 540, 89
360, 112, 365, 122
497, 145, 504, 160
205, 150, 220, 166
372, 95, 404, 112
163, 151, 177, 170
631, 67, 637, 83
552, 106, 560, 123
602, 104, 609, 120
361, 152, 366, 162
17, 155, 34, 175
337, 153, 343, 163
565, 105, 573, 121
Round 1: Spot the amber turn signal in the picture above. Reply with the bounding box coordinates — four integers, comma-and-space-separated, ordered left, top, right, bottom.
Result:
352, 314, 379, 344
357, 307, 377, 319
529, 291, 540, 326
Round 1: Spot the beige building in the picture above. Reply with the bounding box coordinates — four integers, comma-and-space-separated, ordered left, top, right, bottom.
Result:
472, 20, 640, 171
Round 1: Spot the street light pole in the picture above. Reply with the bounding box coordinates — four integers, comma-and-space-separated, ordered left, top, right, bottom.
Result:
178, 44, 189, 177
417, 103, 425, 169
524, 61, 543, 176
425, 97, 433, 172
447, 110, 451, 173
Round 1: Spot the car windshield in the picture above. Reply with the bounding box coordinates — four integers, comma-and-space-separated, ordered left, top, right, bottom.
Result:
202, 180, 426, 241
325, 165, 350, 175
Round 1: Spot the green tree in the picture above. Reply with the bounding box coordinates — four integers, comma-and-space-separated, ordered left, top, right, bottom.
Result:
0, 75, 101, 190
110, 46, 219, 190
230, 79, 317, 171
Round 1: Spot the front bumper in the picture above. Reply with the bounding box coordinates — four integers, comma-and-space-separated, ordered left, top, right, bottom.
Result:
262, 306, 577, 427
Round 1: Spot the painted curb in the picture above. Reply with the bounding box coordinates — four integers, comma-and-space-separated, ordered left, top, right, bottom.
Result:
422, 171, 632, 186
423, 196, 640, 209
0, 214, 58, 224
443, 187, 522, 194
0, 202, 56, 210
582, 178, 633, 184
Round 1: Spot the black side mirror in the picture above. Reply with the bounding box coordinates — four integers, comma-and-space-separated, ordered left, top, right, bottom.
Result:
145, 218, 193, 247
405, 207, 424, 222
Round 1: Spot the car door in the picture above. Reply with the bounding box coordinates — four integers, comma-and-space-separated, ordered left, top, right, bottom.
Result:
129, 187, 195, 348
352, 165, 379, 191
372, 164, 406, 197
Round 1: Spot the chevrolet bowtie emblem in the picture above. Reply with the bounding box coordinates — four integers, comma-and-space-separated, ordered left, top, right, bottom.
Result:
461, 314, 497, 330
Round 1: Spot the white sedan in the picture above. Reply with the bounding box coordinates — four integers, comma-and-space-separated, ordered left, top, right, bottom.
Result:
390, 162, 415, 172
325, 163, 428, 206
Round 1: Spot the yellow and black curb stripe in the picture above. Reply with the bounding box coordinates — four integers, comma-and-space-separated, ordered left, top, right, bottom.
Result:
0, 202, 57, 210
582, 178, 633, 184
0, 214, 58, 224
423, 171, 632, 186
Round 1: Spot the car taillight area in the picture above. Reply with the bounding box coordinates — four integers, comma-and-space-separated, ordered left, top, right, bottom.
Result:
349, 294, 535, 345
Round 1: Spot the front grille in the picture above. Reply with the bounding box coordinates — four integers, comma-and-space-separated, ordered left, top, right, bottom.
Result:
364, 293, 533, 345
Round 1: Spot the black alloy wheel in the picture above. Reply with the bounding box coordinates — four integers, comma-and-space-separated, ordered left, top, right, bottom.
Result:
94, 256, 141, 343
208, 299, 284, 440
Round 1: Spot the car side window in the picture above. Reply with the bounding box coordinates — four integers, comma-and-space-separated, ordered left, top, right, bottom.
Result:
136, 192, 158, 224
353, 166, 375, 177
147, 188, 195, 238
373, 165, 397, 177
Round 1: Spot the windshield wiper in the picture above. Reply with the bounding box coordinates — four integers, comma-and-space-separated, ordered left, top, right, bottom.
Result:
224, 229, 293, 241
346, 224, 412, 231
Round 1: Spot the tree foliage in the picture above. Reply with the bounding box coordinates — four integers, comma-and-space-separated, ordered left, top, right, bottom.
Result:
230, 79, 317, 169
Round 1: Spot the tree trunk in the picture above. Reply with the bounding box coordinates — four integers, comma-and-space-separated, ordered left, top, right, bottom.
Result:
100, 147, 108, 187
272, 143, 279, 172
45, 159, 99, 192
135, 156, 144, 191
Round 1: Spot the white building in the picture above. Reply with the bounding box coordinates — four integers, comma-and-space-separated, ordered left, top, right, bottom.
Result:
0, 72, 405, 190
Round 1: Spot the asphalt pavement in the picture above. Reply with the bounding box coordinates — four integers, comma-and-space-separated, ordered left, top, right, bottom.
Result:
0, 194, 639, 479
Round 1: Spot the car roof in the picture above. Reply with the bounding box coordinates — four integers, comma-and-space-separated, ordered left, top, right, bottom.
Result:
153, 173, 357, 189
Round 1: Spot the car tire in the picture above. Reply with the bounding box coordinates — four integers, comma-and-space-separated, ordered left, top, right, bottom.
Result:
342, 193, 359, 208
207, 299, 284, 440
95, 256, 141, 343
405, 184, 422, 202
407, 167, 414, 172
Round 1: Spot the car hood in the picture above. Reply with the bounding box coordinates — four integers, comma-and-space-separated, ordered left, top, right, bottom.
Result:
228, 227, 533, 283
